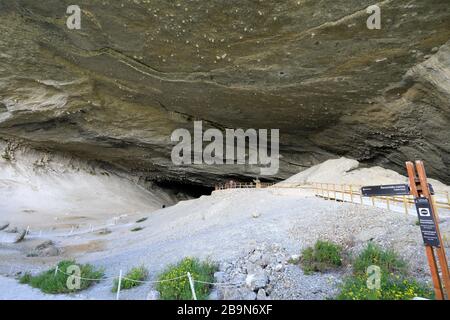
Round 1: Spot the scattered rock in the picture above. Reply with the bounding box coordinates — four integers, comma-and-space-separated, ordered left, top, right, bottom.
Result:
146, 290, 160, 300
208, 289, 222, 300
214, 271, 225, 283
257, 288, 268, 300
252, 212, 261, 218
223, 288, 256, 300
27, 240, 60, 257
245, 269, 268, 291
0, 222, 9, 231
13, 229, 26, 243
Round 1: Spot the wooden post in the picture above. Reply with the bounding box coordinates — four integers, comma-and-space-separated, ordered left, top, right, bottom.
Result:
350, 185, 354, 203
359, 186, 363, 204
386, 197, 390, 211
403, 196, 408, 215
406, 161, 450, 300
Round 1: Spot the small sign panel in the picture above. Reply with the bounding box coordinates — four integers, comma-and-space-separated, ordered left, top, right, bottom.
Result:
415, 198, 440, 247
361, 184, 410, 197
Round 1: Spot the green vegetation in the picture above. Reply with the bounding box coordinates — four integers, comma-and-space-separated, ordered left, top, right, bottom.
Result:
156, 257, 217, 300
352, 243, 407, 276
337, 243, 433, 300
112, 266, 148, 292
300, 240, 342, 274
19, 260, 104, 294
130, 227, 144, 232
136, 217, 148, 223
337, 273, 433, 300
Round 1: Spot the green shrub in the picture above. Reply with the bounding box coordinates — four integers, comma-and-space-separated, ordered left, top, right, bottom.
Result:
301, 240, 342, 274
353, 243, 407, 276
336, 243, 433, 300
112, 266, 148, 292
19, 260, 104, 294
136, 217, 148, 223
336, 274, 434, 300
156, 257, 217, 300
131, 227, 144, 232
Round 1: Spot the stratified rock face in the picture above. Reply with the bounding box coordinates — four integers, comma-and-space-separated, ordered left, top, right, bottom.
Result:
0, 0, 449, 184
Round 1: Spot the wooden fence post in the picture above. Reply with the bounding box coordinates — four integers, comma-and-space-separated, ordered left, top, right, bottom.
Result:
403, 196, 408, 215
406, 161, 450, 299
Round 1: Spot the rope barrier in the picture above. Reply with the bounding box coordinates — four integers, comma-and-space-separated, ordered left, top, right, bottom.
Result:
45, 267, 242, 288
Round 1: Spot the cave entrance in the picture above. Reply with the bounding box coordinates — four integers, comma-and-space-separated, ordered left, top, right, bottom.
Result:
154, 180, 214, 200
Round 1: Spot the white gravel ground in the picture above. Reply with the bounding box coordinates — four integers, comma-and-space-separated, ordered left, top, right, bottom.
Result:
1, 187, 448, 300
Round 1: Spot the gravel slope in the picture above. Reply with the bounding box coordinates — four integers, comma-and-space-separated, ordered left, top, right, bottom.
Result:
1, 187, 448, 299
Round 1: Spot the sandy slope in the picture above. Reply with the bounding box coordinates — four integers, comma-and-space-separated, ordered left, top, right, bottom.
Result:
0, 141, 175, 230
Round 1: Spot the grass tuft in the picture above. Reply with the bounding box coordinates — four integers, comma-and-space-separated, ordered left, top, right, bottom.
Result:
352, 243, 407, 276
337, 243, 433, 300
19, 260, 104, 294
300, 240, 342, 274
112, 266, 148, 292
156, 257, 217, 300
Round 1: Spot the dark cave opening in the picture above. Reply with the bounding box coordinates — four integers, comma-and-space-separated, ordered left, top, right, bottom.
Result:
154, 180, 215, 199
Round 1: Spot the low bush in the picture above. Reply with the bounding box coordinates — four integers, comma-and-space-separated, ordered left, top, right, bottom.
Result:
19, 260, 104, 294
301, 240, 342, 274
337, 243, 433, 300
352, 243, 407, 276
337, 274, 434, 300
156, 257, 217, 300
112, 266, 148, 292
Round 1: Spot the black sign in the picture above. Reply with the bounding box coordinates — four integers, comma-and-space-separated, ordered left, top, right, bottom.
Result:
361, 184, 410, 197
415, 198, 440, 247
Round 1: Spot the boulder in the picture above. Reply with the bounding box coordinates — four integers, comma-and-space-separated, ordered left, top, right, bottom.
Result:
245, 270, 268, 291
256, 289, 268, 300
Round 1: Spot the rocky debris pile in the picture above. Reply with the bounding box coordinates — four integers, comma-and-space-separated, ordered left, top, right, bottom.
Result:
211, 243, 342, 300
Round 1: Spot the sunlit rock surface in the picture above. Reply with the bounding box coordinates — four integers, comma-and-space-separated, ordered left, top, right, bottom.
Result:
0, 0, 449, 184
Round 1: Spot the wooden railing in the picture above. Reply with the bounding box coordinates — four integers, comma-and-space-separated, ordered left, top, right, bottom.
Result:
311, 182, 450, 213
214, 181, 450, 215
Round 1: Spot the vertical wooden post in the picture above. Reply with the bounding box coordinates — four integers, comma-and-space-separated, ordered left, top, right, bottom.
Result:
406, 161, 449, 300
359, 186, 363, 204
350, 185, 354, 203
415, 161, 450, 299
403, 196, 408, 215
386, 197, 390, 211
